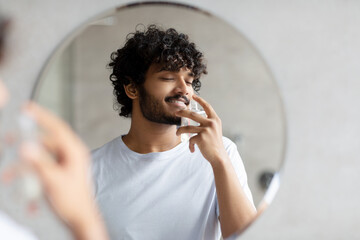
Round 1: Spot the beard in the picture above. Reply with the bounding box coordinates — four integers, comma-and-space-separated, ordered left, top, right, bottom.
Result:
138, 85, 188, 125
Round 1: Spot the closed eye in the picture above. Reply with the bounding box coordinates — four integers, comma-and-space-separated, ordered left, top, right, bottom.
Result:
160, 77, 175, 80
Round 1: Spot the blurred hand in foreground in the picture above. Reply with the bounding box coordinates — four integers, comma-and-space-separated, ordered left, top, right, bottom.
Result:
20, 102, 108, 240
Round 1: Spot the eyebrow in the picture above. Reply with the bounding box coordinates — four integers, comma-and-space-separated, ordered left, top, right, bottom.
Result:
157, 68, 195, 77
156, 67, 167, 73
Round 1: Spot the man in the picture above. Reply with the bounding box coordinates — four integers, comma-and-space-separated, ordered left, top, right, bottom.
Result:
92, 25, 257, 239
0, 15, 108, 240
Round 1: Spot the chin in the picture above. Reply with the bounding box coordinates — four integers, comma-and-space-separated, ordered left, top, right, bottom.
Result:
163, 115, 181, 126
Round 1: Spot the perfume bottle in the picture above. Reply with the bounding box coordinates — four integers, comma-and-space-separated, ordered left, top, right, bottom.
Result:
0, 112, 42, 214
180, 99, 207, 142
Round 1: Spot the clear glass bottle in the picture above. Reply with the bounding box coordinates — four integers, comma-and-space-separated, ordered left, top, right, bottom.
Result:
180, 99, 207, 142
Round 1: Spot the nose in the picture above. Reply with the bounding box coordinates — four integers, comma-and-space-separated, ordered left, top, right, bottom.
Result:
174, 78, 190, 96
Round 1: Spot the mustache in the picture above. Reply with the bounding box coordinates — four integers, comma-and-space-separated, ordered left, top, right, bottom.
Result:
165, 95, 190, 105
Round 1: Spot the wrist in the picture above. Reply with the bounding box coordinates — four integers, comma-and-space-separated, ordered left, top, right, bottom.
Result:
209, 150, 231, 171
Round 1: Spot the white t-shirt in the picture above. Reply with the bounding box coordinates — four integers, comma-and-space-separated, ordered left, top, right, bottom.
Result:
92, 136, 254, 240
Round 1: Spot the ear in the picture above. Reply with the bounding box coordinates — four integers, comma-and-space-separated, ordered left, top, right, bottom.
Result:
124, 83, 138, 99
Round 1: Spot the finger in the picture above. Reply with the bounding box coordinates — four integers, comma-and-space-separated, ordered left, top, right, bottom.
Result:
192, 94, 217, 119
175, 109, 206, 123
23, 102, 72, 137
20, 142, 60, 188
176, 126, 202, 136
38, 133, 66, 164
40, 131, 89, 168
23, 102, 88, 160
39, 133, 56, 153
189, 142, 195, 153
189, 135, 200, 153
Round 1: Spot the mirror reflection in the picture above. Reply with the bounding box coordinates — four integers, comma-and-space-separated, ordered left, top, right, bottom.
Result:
33, 2, 285, 239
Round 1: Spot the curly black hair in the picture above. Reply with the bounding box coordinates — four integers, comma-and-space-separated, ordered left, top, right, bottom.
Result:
108, 24, 207, 117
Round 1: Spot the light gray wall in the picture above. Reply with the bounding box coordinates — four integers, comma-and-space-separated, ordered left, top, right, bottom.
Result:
0, 0, 359, 239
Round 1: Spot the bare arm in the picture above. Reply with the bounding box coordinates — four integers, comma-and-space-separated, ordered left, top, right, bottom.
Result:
176, 94, 256, 238
212, 154, 257, 237
20, 102, 108, 240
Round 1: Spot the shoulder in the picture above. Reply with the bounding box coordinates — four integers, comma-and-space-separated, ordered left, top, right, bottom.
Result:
92, 136, 122, 159
91, 136, 124, 173
221, 136, 244, 167
91, 136, 123, 188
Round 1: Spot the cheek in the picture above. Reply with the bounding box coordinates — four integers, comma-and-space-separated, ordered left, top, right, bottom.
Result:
146, 83, 171, 97
148, 86, 167, 98
188, 87, 194, 98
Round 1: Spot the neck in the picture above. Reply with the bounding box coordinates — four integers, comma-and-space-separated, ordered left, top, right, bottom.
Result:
122, 113, 182, 154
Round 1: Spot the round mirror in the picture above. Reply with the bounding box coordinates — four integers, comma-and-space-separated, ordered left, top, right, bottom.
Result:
32, 1, 286, 237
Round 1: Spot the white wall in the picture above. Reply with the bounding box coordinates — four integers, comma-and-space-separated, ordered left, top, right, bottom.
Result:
0, 0, 359, 239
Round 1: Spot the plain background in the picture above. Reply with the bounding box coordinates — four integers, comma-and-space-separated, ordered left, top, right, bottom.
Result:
0, 1, 359, 239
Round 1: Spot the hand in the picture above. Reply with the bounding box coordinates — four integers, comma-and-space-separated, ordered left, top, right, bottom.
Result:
20, 102, 108, 240
176, 96, 257, 237
175, 95, 228, 166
